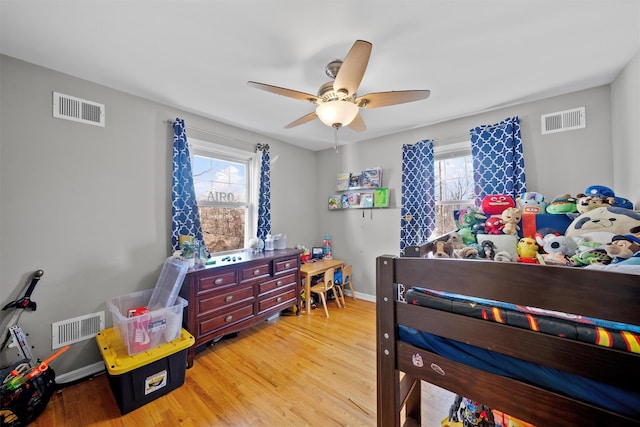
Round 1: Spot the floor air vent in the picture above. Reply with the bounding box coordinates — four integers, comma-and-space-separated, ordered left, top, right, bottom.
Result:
541, 107, 585, 135
53, 92, 105, 127
52, 311, 105, 349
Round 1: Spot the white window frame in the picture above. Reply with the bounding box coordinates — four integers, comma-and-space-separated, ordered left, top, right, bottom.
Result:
433, 141, 474, 236
188, 138, 260, 249
434, 141, 474, 205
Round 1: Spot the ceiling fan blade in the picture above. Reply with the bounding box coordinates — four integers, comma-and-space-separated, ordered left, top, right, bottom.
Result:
247, 81, 319, 104
333, 40, 372, 97
347, 113, 366, 132
356, 90, 431, 109
284, 111, 318, 129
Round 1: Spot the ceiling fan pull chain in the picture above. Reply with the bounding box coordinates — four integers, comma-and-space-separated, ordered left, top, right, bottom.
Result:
334, 126, 340, 153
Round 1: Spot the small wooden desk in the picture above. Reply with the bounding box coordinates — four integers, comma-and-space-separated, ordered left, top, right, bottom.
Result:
299, 259, 344, 315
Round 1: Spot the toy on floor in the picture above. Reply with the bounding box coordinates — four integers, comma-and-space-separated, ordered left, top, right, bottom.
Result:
449, 395, 495, 427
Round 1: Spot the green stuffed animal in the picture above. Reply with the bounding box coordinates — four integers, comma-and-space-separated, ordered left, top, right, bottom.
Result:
546, 194, 578, 214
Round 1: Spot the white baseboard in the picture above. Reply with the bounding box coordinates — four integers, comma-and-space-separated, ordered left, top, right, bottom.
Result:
350, 291, 375, 303
56, 361, 105, 384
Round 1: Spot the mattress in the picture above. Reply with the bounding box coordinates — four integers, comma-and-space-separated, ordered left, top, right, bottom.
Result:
406, 286, 640, 354
401, 285, 640, 418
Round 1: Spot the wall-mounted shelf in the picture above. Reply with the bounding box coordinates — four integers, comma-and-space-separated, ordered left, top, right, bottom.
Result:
329, 167, 389, 210
328, 188, 389, 210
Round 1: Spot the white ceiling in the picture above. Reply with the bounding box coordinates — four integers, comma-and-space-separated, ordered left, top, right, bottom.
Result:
1, 0, 639, 151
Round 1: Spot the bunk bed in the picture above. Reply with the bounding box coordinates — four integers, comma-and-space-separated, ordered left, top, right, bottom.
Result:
376, 243, 640, 427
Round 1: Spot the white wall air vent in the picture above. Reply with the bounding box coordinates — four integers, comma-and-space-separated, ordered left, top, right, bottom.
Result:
51, 311, 105, 349
53, 91, 105, 127
541, 107, 585, 135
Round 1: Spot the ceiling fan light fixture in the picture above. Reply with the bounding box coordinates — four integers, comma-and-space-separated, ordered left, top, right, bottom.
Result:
316, 100, 358, 128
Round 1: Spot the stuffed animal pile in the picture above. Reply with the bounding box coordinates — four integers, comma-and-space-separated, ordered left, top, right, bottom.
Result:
436, 185, 640, 267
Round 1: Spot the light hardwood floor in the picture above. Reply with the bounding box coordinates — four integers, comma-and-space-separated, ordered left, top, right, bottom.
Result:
31, 298, 453, 426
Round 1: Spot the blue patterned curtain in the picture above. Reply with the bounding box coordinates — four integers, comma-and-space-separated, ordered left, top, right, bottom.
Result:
256, 143, 271, 240
400, 140, 436, 254
171, 118, 205, 251
470, 116, 526, 206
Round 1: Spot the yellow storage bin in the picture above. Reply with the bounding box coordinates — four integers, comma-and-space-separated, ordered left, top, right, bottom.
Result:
96, 327, 194, 414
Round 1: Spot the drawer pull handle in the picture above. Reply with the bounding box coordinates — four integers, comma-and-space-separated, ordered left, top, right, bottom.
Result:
276, 280, 283, 286
225, 315, 233, 323
225, 295, 234, 302
284, 263, 291, 268
214, 278, 223, 285
253, 269, 260, 275
276, 297, 282, 303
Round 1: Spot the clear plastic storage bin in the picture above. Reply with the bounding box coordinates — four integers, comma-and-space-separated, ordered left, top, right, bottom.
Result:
107, 288, 187, 356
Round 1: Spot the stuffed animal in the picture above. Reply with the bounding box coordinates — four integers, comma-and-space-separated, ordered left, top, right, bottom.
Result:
432, 240, 454, 258
565, 207, 640, 238
575, 194, 611, 214
446, 232, 466, 250
501, 207, 522, 235
478, 240, 497, 260
517, 237, 539, 263
516, 191, 547, 214
484, 217, 504, 235
481, 194, 516, 215
570, 249, 612, 267
456, 207, 487, 245
604, 235, 640, 263
584, 185, 633, 210
455, 246, 479, 259
494, 251, 515, 262
545, 194, 578, 214
541, 234, 577, 265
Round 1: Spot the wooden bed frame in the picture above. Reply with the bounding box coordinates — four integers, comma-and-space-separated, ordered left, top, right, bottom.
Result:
376, 244, 640, 427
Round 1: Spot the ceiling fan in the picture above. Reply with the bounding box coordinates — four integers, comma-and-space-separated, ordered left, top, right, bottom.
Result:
247, 40, 431, 132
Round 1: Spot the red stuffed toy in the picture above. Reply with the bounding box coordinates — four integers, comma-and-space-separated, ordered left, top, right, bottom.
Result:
481, 194, 516, 215
485, 216, 504, 235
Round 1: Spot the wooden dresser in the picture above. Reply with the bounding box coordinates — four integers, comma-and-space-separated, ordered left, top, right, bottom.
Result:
180, 248, 302, 367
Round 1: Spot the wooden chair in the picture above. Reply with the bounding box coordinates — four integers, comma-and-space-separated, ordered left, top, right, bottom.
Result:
309, 267, 342, 317
337, 264, 355, 300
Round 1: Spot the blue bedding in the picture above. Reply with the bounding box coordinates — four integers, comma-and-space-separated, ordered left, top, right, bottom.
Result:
399, 326, 640, 418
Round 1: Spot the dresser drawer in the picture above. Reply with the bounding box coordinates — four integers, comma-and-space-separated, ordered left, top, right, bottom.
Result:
197, 304, 254, 337
197, 285, 255, 317
195, 268, 238, 295
258, 285, 297, 314
240, 261, 271, 283
258, 273, 297, 295
274, 257, 298, 274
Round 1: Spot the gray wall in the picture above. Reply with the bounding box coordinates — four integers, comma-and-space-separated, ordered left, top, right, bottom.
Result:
612, 49, 640, 208
317, 79, 634, 300
0, 55, 317, 374
1, 49, 637, 377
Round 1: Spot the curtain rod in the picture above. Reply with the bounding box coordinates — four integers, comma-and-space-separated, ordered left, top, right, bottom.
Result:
164, 119, 254, 146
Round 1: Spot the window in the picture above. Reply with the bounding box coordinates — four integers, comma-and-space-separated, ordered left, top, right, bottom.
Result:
189, 139, 259, 253
433, 141, 474, 236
